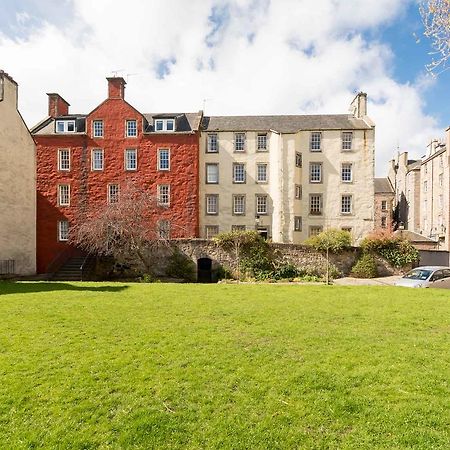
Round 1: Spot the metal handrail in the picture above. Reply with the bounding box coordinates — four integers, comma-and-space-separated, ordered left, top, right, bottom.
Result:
79, 254, 92, 281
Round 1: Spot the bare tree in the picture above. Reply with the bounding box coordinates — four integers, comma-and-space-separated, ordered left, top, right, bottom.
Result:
419, 0, 450, 75
70, 182, 168, 274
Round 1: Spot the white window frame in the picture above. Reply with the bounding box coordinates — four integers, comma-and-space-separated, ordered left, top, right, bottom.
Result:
126, 119, 137, 137
158, 148, 170, 171
207, 134, 218, 153
154, 118, 175, 132
295, 152, 302, 167
295, 184, 302, 199
205, 225, 219, 239
233, 163, 246, 183
381, 217, 387, 228
56, 120, 76, 133
342, 132, 353, 150
231, 225, 246, 232
256, 163, 268, 183
233, 195, 246, 215
58, 184, 70, 207
58, 149, 70, 171
108, 184, 119, 204
256, 194, 268, 215
257, 133, 268, 151
310, 132, 322, 151
341, 163, 352, 182
206, 194, 219, 215
58, 220, 69, 241
125, 149, 137, 171
294, 216, 302, 232
309, 194, 322, 215
341, 195, 352, 215
310, 162, 322, 183
381, 200, 387, 211
234, 133, 246, 152
206, 163, 219, 184
158, 220, 171, 239
92, 120, 103, 138
91, 148, 104, 171
157, 184, 170, 206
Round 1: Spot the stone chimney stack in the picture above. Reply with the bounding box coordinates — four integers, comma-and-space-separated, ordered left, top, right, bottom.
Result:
47, 93, 70, 117
0, 70, 18, 108
349, 92, 367, 119
107, 77, 126, 99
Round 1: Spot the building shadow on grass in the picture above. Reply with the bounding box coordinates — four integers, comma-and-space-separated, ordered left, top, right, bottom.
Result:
0, 281, 129, 296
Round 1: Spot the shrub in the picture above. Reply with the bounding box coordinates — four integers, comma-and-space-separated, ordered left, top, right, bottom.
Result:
305, 229, 352, 253
361, 230, 419, 268
215, 231, 274, 280
165, 249, 196, 281
351, 253, 378, 278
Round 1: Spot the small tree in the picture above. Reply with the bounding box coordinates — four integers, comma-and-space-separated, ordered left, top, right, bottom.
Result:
70, 182, 168, 275
305, 229, 352, 284
419, 0, 450, 75
214, 230, 272, 280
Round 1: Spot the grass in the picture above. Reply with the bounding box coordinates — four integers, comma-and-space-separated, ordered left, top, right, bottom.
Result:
0, 282, 449, 449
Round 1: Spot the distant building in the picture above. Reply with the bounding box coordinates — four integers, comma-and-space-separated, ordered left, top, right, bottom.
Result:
31, 77, 202, 273
374, 178, 394, 230
0, 70, 36, 275
388, 127, 450, 250
200, 93, 376, 243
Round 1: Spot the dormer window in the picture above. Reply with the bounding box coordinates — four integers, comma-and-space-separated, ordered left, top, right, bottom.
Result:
154, 118, 175, 132
56, 120, 76, 133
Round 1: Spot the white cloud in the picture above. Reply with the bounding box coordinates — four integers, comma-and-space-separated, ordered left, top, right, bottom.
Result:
0, 0, 444, 175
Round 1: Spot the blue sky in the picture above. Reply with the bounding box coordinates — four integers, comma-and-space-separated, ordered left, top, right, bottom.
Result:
372, 2, 449, 125
0, 0, 448, 173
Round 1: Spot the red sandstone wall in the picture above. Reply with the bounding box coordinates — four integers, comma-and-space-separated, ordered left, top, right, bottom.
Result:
35, 97, 200, 273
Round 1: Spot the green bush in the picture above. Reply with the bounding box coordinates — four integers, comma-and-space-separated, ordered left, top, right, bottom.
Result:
351, 253, 378, 278
305, 229, 352, 253
361, 231, 418, 268
166, 249, 196, 281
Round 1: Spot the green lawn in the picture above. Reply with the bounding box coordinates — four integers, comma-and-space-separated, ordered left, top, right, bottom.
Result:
0, 282, 449, 449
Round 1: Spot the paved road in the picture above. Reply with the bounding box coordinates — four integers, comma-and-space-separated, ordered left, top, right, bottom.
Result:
335, 275, 450, 288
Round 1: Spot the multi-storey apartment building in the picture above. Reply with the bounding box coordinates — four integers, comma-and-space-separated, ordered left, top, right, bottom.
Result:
0, 70, 36, 275
388, 127, 450, 249
200, 93, 375, 243
419, 135, 449, 247
31, 77, 201, 273
374, 178, 394, 230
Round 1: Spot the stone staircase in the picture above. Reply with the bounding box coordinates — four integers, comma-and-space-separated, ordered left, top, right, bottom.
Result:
52, 256, 88, 281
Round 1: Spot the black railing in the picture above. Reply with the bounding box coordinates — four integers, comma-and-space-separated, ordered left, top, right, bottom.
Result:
0, 260, 15, 275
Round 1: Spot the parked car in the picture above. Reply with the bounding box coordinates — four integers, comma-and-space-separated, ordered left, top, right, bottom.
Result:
394, 266, 450, 288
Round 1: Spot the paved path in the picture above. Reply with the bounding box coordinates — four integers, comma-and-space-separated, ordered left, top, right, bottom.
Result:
333, 275, 402, 286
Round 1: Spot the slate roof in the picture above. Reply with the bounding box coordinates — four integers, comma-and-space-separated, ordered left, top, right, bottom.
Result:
32, 112, 201, 135
202, 114, 372, 133
143, 113, 201, 133
393, 230, 437, 243
374, 178, 394, 194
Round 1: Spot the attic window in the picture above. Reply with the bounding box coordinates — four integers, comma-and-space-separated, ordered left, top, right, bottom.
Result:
155, 118, 175, 132
56, 120, 76, 133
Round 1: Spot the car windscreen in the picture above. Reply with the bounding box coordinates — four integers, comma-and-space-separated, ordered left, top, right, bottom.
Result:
404, 269, 432, 280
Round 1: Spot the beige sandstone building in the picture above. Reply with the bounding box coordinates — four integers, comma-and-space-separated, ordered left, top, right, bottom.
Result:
388, 127, 450, 250
0, 70, 36, 275
199, 93, 375, 244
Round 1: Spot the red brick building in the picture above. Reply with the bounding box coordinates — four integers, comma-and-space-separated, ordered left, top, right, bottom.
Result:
32, 77, 201, 273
